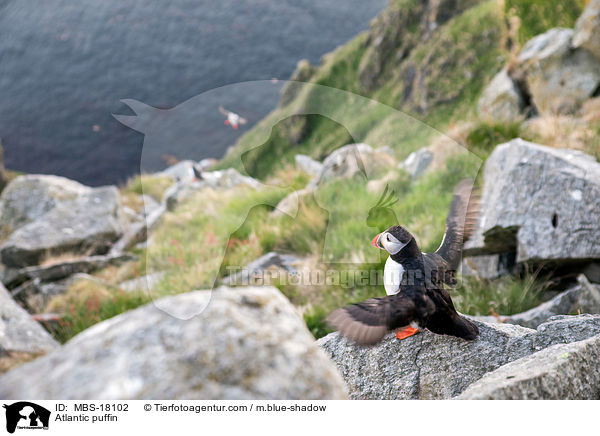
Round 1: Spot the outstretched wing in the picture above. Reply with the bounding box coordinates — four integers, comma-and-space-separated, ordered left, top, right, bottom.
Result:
326, 291, 434, 346
434, 179, 480, 269
218, 105, 230, 116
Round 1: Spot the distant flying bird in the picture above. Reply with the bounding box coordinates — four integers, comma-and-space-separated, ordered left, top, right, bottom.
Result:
219, 106, 247, 130
327, 179, 480, 346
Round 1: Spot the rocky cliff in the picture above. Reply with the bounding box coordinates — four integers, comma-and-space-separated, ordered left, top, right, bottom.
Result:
0, 0, 599, 400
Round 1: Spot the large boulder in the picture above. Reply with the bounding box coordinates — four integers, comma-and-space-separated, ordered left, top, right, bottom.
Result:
572, 0, 600, 59
311, 143, 395, 187
0, 282, 58, 355
517, 28, 600, 115
397, 147, 434, 179
160, 160, 201, 183
0, 175, 89, 238
0, 175, 123, 268
460, 253, 516, 280
271, 187, 313, 218
3, 253, 133, 288
201, 168, 261, 190
477, 68, 525, 122
110, 203, 166, 255
464, 139, 600, 264
222, 252, 300, 286
458, 333, 600, 399
0, 286, 348, 399
318, 314, 600, 399
2, 253, 133, 290
294, 154, 323, 177
164, 168, 261, 211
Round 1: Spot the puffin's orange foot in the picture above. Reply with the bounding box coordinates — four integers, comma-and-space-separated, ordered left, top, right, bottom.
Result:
396, 326, 419, 340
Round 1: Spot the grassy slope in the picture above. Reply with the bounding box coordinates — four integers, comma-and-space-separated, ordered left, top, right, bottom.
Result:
505, 0, 588, 46
48, 0, 587, 341
219, 0, 506, 178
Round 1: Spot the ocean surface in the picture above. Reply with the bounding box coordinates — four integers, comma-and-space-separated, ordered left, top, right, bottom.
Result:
0, 0, 387, 186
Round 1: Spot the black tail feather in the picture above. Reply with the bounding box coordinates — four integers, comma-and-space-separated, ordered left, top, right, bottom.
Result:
448, 315, 479, 341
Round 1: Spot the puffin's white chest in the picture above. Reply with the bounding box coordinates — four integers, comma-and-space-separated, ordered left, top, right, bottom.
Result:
384, 256, 404, 295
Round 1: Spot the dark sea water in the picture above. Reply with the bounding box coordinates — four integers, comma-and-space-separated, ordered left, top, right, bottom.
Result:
0, 0, 387, 186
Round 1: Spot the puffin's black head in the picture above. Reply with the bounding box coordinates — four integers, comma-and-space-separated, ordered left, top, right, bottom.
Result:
371, 225, 414, 255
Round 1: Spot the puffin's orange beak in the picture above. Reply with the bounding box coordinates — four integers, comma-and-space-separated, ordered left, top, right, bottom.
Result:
371, 233, 384, 250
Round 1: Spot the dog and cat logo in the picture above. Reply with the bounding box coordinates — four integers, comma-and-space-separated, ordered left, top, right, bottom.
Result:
2, 402, 50, 433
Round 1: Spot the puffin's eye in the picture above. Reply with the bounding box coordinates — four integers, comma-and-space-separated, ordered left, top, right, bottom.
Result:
386, 234, 391, 242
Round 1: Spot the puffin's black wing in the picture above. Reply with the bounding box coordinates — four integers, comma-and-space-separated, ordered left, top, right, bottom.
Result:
326, 290, 435, 346
192, 162, 203, 180
434, 179, 479, 270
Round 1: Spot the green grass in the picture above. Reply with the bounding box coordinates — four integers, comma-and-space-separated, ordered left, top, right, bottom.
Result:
505, 0, 587, 46
219, 0, 505, 181
43, 0, 574, 343
465, 120, 522, 158
46, 277, 152, 343
453, 272, 549, 316
123, 173, 174, 202
47, 153, 545, 342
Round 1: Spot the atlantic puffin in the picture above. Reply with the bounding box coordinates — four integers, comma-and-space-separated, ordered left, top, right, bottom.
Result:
327, 179, 480, 345
218, 106, 247, 130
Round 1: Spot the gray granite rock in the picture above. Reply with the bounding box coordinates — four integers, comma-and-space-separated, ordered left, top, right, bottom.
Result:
0, 175, 89, 238
160, 160, 201, 183
197, 158, 217, 172
518, 28, 600, 114
1, 253, 134, 290
223, 252, 300, 285
464, 139, 600, 264
572, 0, 600, 59
310, 143, 395, 187
164, 168, 261, 211
110, 203, 166, 255
271, 187, 313, 218
294, 154, 323, 177
477, 68, 525, 122
397, 148, 434, 180
458, 333, 600, 399
0, 176, 123, 268
0, 282, 58, 354
318, 314, 600, 399
201, 168, 261, 190
460, 253, 515, 279
0, 286, 348, 400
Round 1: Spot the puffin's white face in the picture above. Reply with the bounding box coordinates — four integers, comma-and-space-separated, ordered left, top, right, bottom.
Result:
373, 231, 408, 255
